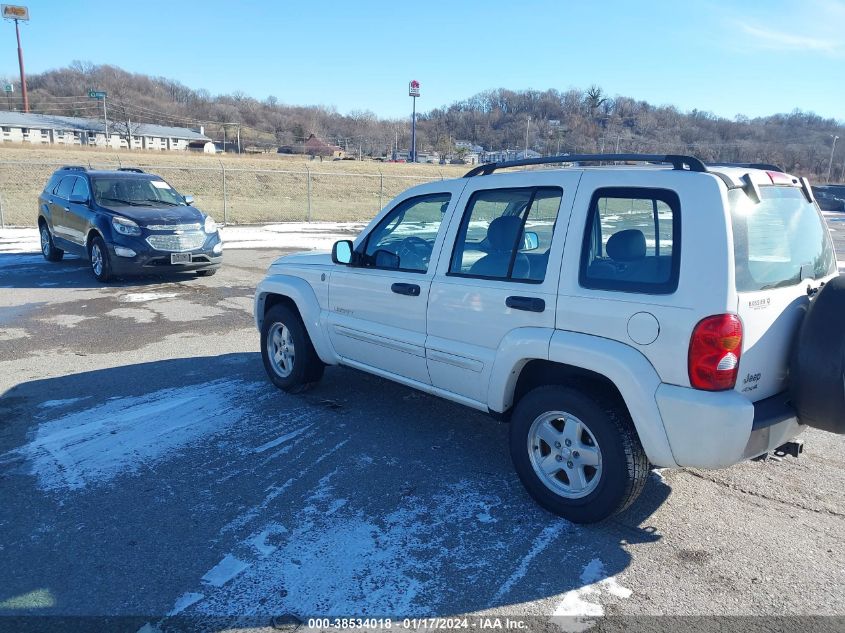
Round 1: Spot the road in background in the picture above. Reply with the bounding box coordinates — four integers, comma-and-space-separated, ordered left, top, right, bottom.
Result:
0, 217, 844, 631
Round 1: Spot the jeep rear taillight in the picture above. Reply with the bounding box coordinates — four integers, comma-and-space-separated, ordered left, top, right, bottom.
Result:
688, 314, 743, 391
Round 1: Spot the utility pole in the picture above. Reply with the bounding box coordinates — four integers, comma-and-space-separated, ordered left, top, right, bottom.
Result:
237, 126, 241, 154
102, 94, 108, 139
3, 6, 30, 112
525, 116, 531, 157
827, 135, 839, 183
409, 80, 420, 163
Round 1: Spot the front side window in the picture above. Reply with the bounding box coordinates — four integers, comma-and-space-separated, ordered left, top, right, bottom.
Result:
360, 193, 451, 273
71, 177, 90, 201
580, 187, 681, 294
449, 187, 563, 282
730, 186, 836, 291
91, 177, 187, 207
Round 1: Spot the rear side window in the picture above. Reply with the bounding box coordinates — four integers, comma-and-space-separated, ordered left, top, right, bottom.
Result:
730, 187, 836, 291
54, 176, 76, 200
449, 187, 563, 282
580, 187, 681, 294
44, 174, 62, 195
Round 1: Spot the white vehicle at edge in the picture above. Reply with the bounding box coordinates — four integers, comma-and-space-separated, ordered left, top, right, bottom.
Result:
254, 153, 845, 523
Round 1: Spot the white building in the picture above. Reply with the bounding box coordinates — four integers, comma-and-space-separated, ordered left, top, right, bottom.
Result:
0, 111, 211, 152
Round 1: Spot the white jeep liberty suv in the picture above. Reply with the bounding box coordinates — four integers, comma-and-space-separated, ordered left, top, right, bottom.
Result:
254, 153, 845, 523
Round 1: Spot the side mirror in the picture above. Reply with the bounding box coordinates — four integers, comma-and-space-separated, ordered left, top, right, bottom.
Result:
184, 195, 195, 205
332, 240, 353, 265
69, 193, 89, 205
522, 231, 540, 251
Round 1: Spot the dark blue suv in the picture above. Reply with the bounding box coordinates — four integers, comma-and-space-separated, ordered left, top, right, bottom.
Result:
37, 166, 222, 281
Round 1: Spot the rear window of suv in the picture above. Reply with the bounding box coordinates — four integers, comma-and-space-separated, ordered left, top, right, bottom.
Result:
730, 186, 836, 292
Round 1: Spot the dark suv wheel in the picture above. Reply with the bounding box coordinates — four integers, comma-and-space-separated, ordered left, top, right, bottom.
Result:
88, 235, 112, 282
40, 223, 64, 262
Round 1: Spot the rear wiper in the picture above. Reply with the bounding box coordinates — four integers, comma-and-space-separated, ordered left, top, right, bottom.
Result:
144, 199, 179, 206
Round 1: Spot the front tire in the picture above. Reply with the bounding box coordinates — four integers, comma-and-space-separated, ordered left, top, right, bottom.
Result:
88, 235, 112, 282
509, 385, 648, 523
40, 224, 64, 262
260, 304, 324, 393
196, 269, 217, 277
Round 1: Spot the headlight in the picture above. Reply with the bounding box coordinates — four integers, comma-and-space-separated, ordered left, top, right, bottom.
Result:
112, 216, 141, 236
204, 216, 218, 234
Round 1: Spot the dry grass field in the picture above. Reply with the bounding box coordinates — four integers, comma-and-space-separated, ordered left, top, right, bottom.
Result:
0, 145, 470, 226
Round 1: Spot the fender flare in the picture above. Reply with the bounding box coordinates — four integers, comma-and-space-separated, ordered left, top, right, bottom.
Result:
254, 274, 338, 365
547, 330, 676, 467
490, 329, 677, 467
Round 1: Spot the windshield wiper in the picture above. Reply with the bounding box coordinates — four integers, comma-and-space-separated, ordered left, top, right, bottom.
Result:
101, 197, 151, 207
144, 199, 180, 206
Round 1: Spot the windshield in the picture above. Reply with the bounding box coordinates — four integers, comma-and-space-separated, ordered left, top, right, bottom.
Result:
92, 177, 186, 207
730, 186, 836, 292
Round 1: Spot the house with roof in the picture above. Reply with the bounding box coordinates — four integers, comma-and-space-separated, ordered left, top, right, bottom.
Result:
301, 134, 345, 158
0, 111, 212, 152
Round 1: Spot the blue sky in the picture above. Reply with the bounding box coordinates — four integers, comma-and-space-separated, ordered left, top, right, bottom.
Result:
1, 0, 843, 121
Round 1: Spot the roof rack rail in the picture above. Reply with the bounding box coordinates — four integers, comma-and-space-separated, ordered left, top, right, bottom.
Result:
117, 167, 145, 173
464, 153, 707, 177
58, 165, 87, 171
708, 162, 784, 173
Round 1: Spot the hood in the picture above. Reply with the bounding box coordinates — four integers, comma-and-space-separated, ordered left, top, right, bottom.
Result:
274, 251, 333, 266
102, 204, 205, 226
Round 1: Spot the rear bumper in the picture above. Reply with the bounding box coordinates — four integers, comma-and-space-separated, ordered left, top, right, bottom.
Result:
656, 384, 804, 468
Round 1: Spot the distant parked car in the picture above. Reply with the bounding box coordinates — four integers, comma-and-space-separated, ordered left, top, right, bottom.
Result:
812, 186, 845, 212
37, 166, 222, 282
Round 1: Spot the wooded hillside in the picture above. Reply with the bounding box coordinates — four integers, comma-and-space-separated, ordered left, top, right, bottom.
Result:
14, 62, 845, 179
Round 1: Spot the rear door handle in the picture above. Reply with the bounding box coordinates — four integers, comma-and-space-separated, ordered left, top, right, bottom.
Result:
506, 296, 545, 312
391, 283, 421, 296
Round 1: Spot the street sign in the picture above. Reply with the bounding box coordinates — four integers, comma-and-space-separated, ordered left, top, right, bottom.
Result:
88, 89, 107, 99
3, 83, 12, 93
1, 5, 29, 21
409, 80, 420, 98
549, 119, 561, 127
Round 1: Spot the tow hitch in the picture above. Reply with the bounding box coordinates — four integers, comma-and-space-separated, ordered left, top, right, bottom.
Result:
774, 439, 804, 459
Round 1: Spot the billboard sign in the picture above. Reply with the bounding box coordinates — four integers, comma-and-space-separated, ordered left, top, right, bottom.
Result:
1, 5, 29, 20
409, 80, 420, 98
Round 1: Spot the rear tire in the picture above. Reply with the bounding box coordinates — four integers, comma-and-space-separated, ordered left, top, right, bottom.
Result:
509, 385, 648, 523
40, 224, 64, 262
88, 235, 112, 282
260, 304, 324, 393
196, 269, 217, 277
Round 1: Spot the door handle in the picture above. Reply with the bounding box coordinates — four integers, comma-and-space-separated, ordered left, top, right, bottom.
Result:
506, 296, 545, 312
391, 283, 421, 296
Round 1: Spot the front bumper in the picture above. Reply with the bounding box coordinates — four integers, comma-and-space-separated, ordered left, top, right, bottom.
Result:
656, 384, 804, 468
108, 231, 223, 275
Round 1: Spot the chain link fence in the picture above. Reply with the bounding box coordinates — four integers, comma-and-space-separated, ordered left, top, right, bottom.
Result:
0, 160, 443, 227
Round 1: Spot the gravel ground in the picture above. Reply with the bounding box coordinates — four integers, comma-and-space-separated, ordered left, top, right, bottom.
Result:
0, 217, 844, 633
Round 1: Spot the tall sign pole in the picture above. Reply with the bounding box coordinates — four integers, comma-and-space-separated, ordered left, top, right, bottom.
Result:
88, 89, 108, 142
2, 5, 30, 113
409, 80, 420, 163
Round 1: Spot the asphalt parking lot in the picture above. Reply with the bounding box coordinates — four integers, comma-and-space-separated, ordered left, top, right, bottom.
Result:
1, 221, 845, 633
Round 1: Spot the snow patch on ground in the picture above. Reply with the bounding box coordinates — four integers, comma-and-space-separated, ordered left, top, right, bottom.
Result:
7, 379, 263, 492
166, 591, 204, 616
551, 558, 633, 632
121, 292, 179, 303
38, 397, 89, 410
201, 555, 250, 588
181, 479, 512, 616
0, 327, 30, 341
